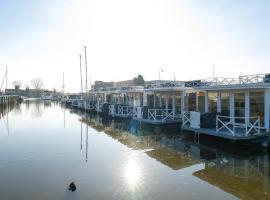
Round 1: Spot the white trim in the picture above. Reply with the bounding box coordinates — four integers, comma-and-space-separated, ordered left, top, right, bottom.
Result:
205, 91, 208, 112
196, 91, 199, 111
181, 91, 185, 113
217, 92, 221, 113
265, 89, 270, 131
172, 94, 175, 116
245, 91, 250, 120
165, 95, 168, 110
230, 91, 234, 118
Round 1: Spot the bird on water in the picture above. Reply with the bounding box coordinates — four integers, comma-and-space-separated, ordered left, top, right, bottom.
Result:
68, 182, 76, 192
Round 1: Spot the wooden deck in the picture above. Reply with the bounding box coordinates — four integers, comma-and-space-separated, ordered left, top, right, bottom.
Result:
182, 125, 269, 141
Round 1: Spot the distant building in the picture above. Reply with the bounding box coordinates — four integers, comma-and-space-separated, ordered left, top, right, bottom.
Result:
92, 81, 114, 91
5, 89, 44, 98
114, 80, 134, 87
145, 80, 185, 88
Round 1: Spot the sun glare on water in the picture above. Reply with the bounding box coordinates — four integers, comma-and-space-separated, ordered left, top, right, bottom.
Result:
124, 160, 142, 187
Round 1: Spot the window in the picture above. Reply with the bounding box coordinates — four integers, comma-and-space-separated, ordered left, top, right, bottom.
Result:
250, 91, 264, 126
208, 92, 218, 113
221, 92, 230, 116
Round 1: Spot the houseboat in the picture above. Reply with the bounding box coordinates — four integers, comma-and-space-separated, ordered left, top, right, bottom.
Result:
181, 73, 270, 142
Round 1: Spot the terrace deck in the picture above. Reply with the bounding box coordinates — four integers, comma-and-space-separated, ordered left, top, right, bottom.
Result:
182, 125, 269, 141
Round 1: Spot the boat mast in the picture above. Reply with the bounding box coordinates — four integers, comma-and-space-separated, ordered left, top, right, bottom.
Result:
79, 54, 83, 93
62, 72, 65, 94
6, 66, 8, 90
84, 46, 88, 92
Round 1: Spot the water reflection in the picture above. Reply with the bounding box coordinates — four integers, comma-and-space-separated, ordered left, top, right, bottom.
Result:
72, 108, 270, 200
124, 157, 142, 188
2, 101, 268, 200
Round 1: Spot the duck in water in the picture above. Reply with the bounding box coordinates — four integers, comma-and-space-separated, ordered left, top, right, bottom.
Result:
68, 182, 76, 192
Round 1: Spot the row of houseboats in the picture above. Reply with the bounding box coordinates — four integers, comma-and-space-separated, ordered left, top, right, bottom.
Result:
62, 73, 270, 143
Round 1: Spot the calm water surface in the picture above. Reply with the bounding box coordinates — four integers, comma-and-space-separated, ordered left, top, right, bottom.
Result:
0, 100, 269, 200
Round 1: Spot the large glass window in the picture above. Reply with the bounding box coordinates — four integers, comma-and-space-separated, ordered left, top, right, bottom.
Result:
208, 92, 218, 113
250, 91, 264, 126
175, 93, 181, 115
161, 96, 166, 109
168, 96, 173, 109
147, 94, 155, 107
197, 92, 205, 112
234, 92, 245, 124
221, 92, 230, 116
185, 92, 196, 111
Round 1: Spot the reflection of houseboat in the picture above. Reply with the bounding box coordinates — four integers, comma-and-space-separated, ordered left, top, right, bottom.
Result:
193, 153, 269, 200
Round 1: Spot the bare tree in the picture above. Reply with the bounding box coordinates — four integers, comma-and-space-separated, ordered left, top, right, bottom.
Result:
31, 78, 43, 90
12, 80, 21, 90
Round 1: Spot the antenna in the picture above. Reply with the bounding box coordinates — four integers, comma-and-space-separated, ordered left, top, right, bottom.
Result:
84, 46, 88, 92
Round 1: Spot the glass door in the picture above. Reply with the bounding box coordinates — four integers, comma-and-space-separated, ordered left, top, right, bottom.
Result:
234, 92, 245, 124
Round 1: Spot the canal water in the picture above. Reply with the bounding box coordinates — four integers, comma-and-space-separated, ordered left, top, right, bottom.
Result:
0, 100, 269, 200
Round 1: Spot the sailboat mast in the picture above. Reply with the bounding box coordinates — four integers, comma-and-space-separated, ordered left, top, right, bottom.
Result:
79, 54, 83, 93
6, 66, 8, 90
62, 72, 65, 94
84, 46, 88, 92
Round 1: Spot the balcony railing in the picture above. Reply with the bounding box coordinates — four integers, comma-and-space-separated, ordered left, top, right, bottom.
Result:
185, 73, 270, 88
117, 105, 133, 116
147, 109, 175, 122
216, 116, 261, 136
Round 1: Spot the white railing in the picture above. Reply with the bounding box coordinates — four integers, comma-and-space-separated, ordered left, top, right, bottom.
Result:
185, 73, 270, 88
95, 102, 103, 112
85, 102, 95, 110
117, 105, 133, 116
109, 105, 115, 116
216, 116, 261, 136
182, 111, 191, 127
185, 77, 239, 87
133, 107, 142, 119
148, 109, 174, 122
239, 73, 270, 84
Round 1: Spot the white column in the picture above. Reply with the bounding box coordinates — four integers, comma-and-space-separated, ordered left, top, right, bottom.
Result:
165, 95, 168, 110
172, 94, 175, 116
205, 91, 208, 112
230, 91, 234, 118
264, 89, 270, 131
245, 91, 250, 119
143, 92, 148, 106
196, 91, 199, 112
153, 94, 156, 107
181, 91, 185, 114
217, 92, 221, 113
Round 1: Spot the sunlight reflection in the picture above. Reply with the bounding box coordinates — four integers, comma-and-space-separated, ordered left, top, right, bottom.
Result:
124, 159, 142, 187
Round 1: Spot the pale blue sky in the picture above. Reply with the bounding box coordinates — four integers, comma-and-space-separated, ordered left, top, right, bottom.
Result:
0, 0, 269, 92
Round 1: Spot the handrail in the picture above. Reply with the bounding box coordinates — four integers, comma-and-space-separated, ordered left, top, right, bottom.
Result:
182, 111, 191, 127
185, 73, 270, 87
117, 105, 133, 116
148, 109, 174, 122
216, 115, 261, 136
